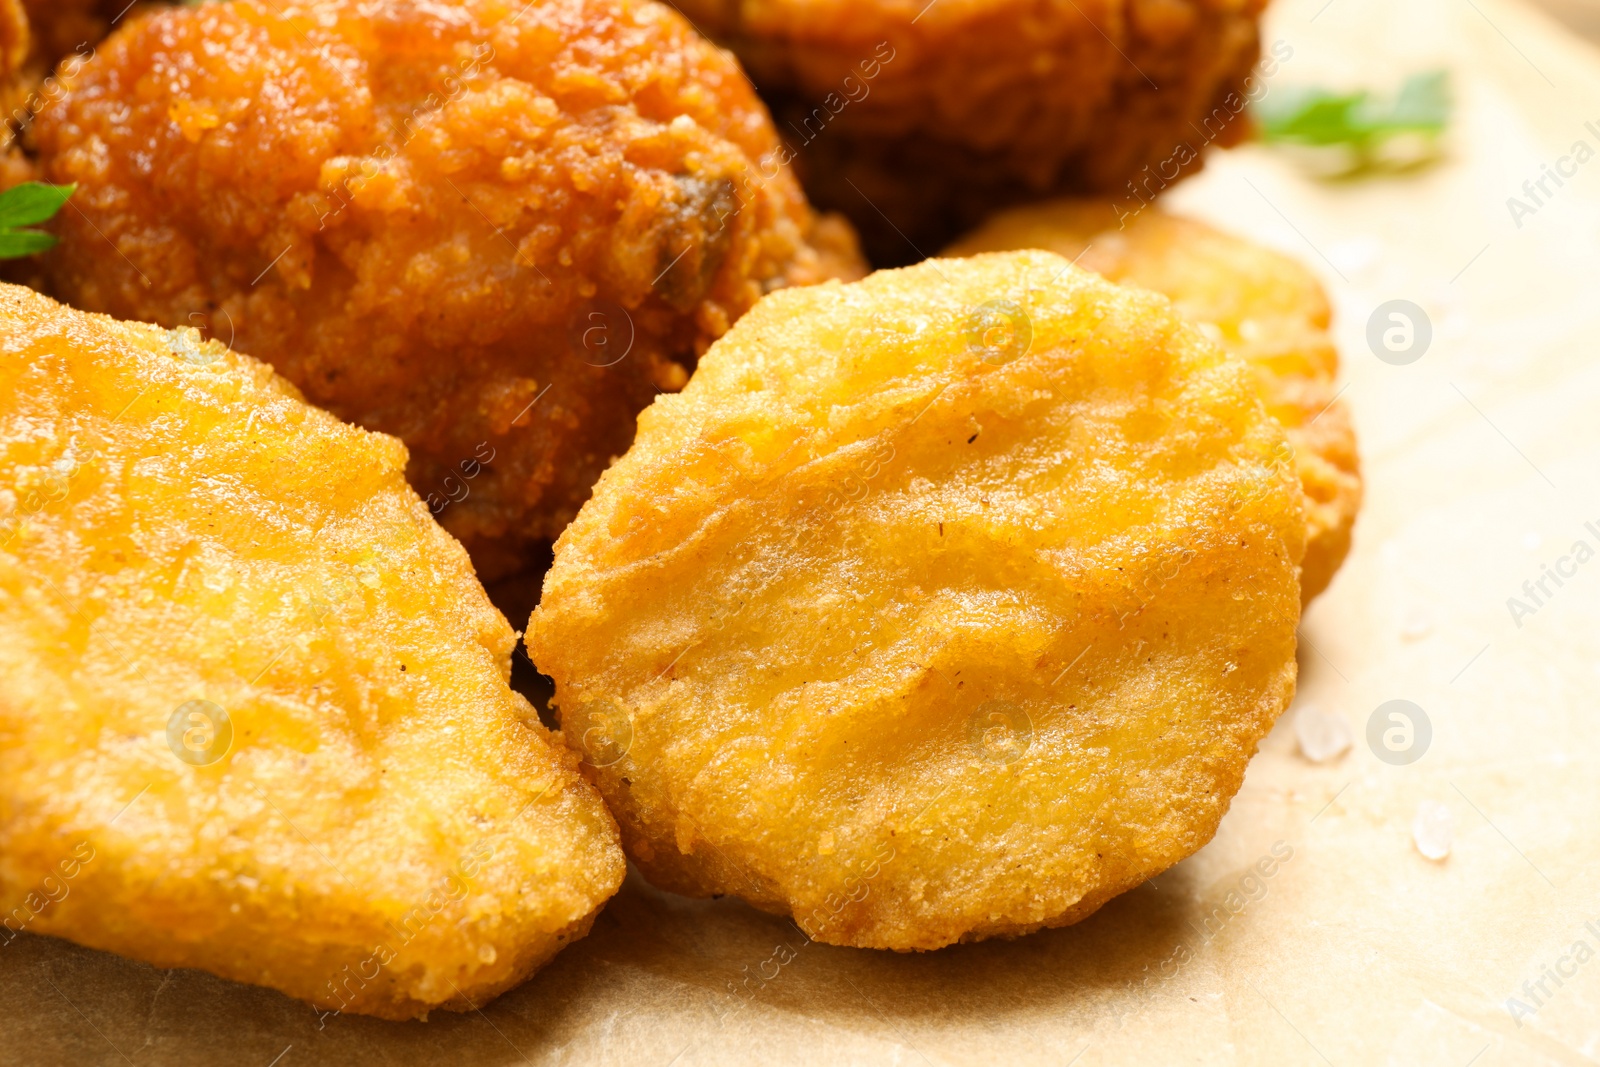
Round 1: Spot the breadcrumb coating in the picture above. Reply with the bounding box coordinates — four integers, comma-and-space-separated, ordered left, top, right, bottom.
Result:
33, 0, 864, 577
946, 199, 1362, 600
532, 250, 1303, 949
671, 0, 1269, 261
0, 283, 623, 1019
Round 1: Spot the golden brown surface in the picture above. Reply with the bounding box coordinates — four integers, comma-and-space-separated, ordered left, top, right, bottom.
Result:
0, 283, 624, 1019
32, 0, 864, 580
0, 0, 29, 144
946, 199, 1362, 600
0, 0, 129, 261
531, 250, 1303, 950
0, 0, 140, 152
671, 0, 1268, 262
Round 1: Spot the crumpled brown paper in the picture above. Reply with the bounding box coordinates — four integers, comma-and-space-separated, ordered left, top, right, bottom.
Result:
7, 0, 1600, 1060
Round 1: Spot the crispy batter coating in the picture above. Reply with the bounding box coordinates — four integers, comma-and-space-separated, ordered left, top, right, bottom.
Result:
0, 0, 137, 135
531, 250, 1303, 949
0, 284, 623, 1019
32, 0, 865, 579
670, 0, 1267, 262
946, 200, 1362, 600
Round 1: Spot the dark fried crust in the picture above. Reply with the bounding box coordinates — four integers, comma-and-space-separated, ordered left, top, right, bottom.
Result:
672, 0, 1267, 263
33, 0, 864, 578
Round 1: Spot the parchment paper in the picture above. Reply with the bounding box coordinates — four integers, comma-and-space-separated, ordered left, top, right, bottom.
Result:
7, 0, 1600, 1061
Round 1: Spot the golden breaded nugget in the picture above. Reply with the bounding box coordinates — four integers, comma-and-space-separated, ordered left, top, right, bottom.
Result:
670, 0, 1271, 261
33, 0, 863, 579
947, 200, 1362, 600
0, 284, 623, 1019
532, 251, 1303, 950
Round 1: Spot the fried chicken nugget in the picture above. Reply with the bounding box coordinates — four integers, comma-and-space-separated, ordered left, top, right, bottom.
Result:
0, 284, 623, 1019
531, 250, 1303, 949
946, 200, 1362, 600
670, 0, 1269, 262
32, 0, 864, 579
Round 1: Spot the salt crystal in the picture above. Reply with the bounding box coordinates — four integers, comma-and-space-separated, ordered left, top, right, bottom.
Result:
1400, 609, 1433, 642
1412, 800, 1453, 861
1294, 703, 1352, 763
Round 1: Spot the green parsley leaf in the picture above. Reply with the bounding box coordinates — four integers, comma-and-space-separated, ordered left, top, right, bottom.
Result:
0, 182, 76, 230
0, 182, 74, 260
0, 230, 59, 258
1255, 70, 1450, 172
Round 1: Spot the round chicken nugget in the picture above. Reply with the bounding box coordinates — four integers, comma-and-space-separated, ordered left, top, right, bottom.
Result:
670, 0, 1270, 262
32, 0, 864, 579
531, 250, 1304, 949
0, 283, 623, 1019
946, 199, 1362, 600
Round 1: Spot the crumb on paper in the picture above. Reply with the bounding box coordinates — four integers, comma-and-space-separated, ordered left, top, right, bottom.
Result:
1412, 800, 1453, 861
1295, 703, 1353, 764
1400, 609, 1433, 642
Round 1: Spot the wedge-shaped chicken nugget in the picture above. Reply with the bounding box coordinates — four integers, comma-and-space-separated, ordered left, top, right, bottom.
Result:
532, 251, 1303, 950
946, 200, 1362, 601
0, 285, 622, 1019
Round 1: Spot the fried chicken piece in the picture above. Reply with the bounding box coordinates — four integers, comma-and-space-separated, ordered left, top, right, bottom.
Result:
0, 0, 139, 138
946, 199, 1361, 600
531, 250, 1303, 949
32, 0, 865, 580
0, 283, 623, 1019
671, 0, 1270, 262
0, 0, 159, 169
